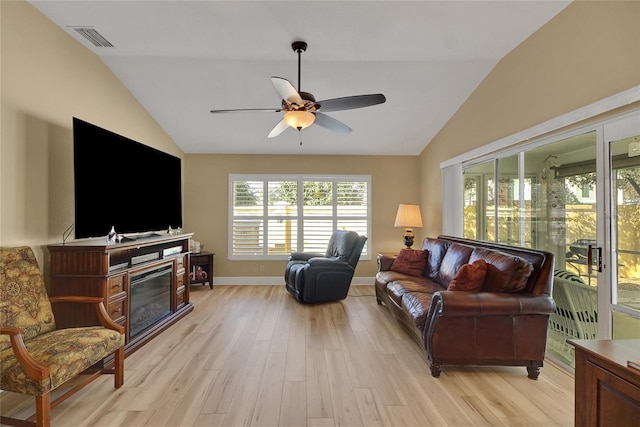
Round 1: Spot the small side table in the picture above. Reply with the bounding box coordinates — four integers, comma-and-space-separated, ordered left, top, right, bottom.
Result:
190, 251, 214, 289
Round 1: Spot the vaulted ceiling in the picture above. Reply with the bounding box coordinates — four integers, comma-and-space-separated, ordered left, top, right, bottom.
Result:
29, 1, 571, 155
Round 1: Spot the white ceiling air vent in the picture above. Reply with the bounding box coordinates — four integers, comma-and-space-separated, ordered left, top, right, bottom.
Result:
69, 27, 113, 48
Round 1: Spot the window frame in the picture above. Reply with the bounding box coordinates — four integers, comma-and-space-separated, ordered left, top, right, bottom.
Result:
228, 174, 371, 261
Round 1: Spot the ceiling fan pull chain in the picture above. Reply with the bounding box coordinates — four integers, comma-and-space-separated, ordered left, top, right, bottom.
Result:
299, 131, 303, 146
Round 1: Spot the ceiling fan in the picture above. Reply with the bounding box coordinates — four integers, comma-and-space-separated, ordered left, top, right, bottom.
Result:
209, 41, 386, 138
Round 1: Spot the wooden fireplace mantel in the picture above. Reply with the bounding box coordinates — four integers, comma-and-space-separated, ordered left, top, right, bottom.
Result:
48, 233, 194, 357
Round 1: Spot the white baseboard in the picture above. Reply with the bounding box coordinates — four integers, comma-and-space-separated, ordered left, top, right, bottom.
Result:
210, 276, 375, 286
350, 277, 376, 285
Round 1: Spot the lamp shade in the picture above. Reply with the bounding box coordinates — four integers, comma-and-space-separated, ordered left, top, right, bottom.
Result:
284, 111, 315, 130
394, 204, 423, 228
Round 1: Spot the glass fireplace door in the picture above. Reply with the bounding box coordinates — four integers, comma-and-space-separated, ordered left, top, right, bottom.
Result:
129, 264, 173, 338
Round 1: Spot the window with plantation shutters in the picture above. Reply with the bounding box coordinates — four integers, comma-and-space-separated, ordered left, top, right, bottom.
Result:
229, 175, 370, 260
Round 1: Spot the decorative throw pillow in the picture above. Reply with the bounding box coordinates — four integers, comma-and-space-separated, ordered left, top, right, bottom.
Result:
390, 249, 429, 277
469, 248, 533, 293
447, 259, 487, 292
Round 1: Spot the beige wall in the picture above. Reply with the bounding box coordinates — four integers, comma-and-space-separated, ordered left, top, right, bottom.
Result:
0, 1, 183, 263
4, 0, 639, 280
0, 0, 421, 279
420, 0, 640, 237
184, 154, 421, 278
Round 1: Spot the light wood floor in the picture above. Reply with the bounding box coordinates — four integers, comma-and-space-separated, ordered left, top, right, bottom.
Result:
1, 285, 575, 427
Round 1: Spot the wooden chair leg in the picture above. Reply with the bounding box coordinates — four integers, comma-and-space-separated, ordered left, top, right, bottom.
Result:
35, 393, 51, 427
114, 346, 124, 388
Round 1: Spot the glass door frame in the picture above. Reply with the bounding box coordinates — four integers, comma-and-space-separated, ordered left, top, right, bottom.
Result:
600, 112, 640, 338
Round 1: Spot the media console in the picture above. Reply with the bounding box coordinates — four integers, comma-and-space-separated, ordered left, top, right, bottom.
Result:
48, 233, 194, 357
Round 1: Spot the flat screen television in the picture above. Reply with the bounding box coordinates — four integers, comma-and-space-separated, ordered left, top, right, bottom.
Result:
73, 117, 182, 239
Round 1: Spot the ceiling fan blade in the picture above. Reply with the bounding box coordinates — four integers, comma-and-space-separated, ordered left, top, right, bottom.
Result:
271, 77, 303, 104
267, 119, 290, 138
210, 108, 281, 113
313, 113, 352, 134
316, 94, 386, 112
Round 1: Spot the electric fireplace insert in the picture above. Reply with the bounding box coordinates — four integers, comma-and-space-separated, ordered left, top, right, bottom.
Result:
129, 264, 173, 338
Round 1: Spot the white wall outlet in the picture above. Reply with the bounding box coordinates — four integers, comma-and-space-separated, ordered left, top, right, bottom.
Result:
629, 141, 640, 157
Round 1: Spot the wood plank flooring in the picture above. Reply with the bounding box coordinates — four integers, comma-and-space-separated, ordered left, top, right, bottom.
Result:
0, 285, 575, 426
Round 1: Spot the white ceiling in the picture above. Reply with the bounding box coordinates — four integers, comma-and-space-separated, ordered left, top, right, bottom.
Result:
29, 0, 571, 156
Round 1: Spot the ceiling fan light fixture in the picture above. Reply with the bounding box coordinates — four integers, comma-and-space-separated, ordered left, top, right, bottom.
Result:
210, 40, 385, 139
284, 110, 315, 131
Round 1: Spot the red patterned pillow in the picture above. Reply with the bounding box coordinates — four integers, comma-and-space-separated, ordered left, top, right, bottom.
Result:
390, 249, 429, 276
447, 259, 487, 292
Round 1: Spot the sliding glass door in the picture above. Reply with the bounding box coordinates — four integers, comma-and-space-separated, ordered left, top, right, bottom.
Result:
604, 115, 640, 339
461, 110, 640, 366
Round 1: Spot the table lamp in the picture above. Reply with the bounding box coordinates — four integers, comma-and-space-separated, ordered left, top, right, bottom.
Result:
394, 204, 423, 249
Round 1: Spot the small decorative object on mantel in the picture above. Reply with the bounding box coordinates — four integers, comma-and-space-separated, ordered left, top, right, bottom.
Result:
394, 204, 423, 249
167, 226, 182, 236
190, 239, 203, 253
106, 225, 117, 244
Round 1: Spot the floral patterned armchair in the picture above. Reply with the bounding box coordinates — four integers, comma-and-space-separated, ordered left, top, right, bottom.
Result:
0, 246, 125, 427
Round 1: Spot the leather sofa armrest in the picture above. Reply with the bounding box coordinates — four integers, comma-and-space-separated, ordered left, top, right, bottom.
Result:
307, 257, 351, 269
429, 291, 555, 317
377, 253, 396, 272
289, 252, 323, 262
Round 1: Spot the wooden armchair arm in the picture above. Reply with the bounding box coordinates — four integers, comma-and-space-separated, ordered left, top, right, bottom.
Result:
49, 296, 125, 334
0, 327, 50, 381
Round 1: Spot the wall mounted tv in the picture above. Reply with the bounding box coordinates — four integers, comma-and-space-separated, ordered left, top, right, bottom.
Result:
73, 117, 182, 239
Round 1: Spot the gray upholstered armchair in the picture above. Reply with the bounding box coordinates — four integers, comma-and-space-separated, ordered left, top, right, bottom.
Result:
285, 230, 367, 304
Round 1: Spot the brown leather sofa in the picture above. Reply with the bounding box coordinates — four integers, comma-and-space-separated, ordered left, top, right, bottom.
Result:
375, 235, 555, 379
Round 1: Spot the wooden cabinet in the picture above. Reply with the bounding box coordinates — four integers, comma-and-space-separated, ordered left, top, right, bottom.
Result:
569, 339, 640, 427
175, 257, 187, 310
106, 274, 127, 325
48, 233, 194, 356
189, 251, 214, 289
